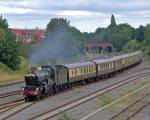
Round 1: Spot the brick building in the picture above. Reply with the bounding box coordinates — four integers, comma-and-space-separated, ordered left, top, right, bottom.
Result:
11, 28, 46, 43
84, 41, 113, 58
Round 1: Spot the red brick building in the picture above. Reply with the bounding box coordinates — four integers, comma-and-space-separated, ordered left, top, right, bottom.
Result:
84, 41, 113, 58
11, 28, 46, 43
85, 41, 113, 53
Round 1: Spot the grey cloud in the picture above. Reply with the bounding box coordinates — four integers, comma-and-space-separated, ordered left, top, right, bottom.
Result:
1, 0, 150, 32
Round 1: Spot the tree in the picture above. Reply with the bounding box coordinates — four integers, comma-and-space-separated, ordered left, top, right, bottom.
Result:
144, 24, 150, 45
0, 15, 8, 29
112, 24, 133, 51
123, 39, 142, 52
135, 25, 145, 43
0, 16, 20, 70
109, 14, 117, 28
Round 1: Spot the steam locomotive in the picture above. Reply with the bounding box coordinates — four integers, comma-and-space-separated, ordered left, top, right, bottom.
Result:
20, 51, 143, 101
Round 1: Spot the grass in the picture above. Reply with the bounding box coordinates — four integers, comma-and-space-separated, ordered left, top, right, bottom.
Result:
95, 95, 113, 109
0, 62, 25, 85
0, 62, 13, 74
0, 72, 24, 85
58, 113, 76, 120
95, 87, 136, 111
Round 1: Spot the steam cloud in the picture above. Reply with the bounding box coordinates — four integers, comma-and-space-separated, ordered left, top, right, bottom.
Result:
29, 28, 83, 65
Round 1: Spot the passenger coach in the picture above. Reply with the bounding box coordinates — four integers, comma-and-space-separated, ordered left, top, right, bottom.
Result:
55, 61, 96, 85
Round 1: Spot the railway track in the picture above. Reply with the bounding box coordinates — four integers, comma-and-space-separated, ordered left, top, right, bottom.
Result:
0, 100, 25, 115
0, 67, 149, 119
0, 81, 24, 88
0, 90, 19, 99
0, 66, 148, 100
0, 99, 24, 110
109, 94, 150, 120
114, 66, 150, 77
0, 101, 37, 120
28, 72, 150, 120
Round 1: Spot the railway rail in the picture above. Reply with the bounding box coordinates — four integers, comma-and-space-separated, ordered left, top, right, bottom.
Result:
0, 68, 150, 120
0, 101, 37, 120
109, 94, 150, 120
28, 72, 150, 120
0, 66, 149, 100
0, 81, 24, 88
0, 90, 19, 99
0, 99, 23, 110
0, 100, 25, 115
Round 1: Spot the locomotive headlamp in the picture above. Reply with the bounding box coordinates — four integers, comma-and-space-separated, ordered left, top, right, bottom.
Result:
36, 88, 39, 91
21, 87, 24, 91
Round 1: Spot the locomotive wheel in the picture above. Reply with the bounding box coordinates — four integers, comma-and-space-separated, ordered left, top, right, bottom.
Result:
36, 95, 41, 101
48, 87, 54, 96
25, 97, 28, 102
25, 95, 30, 102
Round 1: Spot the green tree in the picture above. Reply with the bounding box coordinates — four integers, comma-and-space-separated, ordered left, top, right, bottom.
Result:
0, 15, 8, 29
112, 24, 133, 51
109, 14, 117, 28
123, 39, 142, 52
143, 24, 150, 55
135, 25, 145, 42
0, 16, 20, 70
144, 24, 150, 45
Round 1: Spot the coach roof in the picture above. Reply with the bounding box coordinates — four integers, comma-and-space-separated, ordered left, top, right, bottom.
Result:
57, 61, 95, 69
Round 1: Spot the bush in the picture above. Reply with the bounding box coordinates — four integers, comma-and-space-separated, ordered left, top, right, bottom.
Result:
0, 62, 13, 74
17, 56, 29, 73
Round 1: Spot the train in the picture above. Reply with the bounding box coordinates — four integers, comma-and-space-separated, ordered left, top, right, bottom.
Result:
19, 51, 143, 101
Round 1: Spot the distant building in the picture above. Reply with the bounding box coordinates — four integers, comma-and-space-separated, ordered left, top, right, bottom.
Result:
84, 41, 113, 58
11, 28, 46, 43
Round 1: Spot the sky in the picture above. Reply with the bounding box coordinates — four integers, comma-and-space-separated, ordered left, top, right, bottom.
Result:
0, 0, 150, 32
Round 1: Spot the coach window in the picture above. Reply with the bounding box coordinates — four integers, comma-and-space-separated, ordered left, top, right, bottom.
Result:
99, 65, 101, 70
85, 67, 87, 73
72, 70, 74, 77
74, 69, 77, 76
87, 67, 88, 73
91, 66, 93, 72
93, 66, 95, 71
84, 67, 86, 74
80, 68, 83, 75
101, 64, 103, 69
89, 66, 91, 73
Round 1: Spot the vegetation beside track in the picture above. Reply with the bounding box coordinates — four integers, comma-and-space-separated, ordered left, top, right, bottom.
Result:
95, 79, 150, 110
0, 60, 28, 84
59, 113, 76, 120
